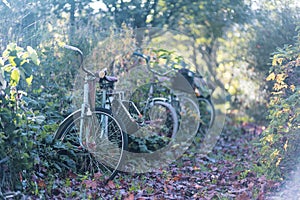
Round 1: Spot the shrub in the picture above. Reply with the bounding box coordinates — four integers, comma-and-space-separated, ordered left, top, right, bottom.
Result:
0, 43, 41, 190
258, 35, 300, 179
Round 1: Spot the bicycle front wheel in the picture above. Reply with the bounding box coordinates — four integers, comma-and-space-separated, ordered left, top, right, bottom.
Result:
54, 108, 127, 181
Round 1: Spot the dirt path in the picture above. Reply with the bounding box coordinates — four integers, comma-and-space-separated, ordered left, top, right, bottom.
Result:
267, 165, 300, 200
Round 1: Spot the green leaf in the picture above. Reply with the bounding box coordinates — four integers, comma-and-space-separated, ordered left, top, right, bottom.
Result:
3, 65, 13, 72
21, 62, 33, 77
10, 68, 20, 86
27, 46, 40, 66
0, 58, 4, 67
33, 115, 46, 124
26, 75, 33, 86
8, 56, 17, 67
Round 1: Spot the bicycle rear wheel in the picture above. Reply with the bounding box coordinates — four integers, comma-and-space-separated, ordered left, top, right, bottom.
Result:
53, 108, 127, 181
141, 101, 178, 151
177, 95, 201, 134
198, 97, 215, 131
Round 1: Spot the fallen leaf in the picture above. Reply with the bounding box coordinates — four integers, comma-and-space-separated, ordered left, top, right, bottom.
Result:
94, 172, 103, 179
124, 193, 134, 200
84, 179, 97, 189
236, 191, 251, 200
38, 179, 46, 188
107, 180, 116, 189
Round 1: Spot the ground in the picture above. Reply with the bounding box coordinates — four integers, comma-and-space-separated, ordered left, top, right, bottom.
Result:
267, 165, 300, 200
23, 119, 287, 199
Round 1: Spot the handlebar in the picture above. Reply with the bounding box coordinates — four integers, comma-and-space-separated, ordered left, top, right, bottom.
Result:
63, 45, 95, 77
132, 52, 211, 91
64, 45, 83, 54
63, 45, 203, 82
133, 52, 205, 79
132, 52, 149, 62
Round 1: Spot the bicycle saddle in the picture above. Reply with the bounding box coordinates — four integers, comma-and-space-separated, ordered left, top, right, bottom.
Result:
105, 76, 118, 82
98, 68, 118, 82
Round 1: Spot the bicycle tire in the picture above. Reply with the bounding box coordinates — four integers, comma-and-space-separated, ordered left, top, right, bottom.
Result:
198, 97, 215, 130
145, 100, 179, 139
176, 95, 201, 134
53, 108, 127, 181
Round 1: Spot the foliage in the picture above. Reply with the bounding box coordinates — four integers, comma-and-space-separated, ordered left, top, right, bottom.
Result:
247, 0, 299, 73
0, 42, 92, 193
0, 42, 78, 192
102, 0, 157, 28
101, 0, 252, 90
215, 1, 299, 122
0, 43, 41, 190
1, 0, 299, 122
257, 32, 300, 179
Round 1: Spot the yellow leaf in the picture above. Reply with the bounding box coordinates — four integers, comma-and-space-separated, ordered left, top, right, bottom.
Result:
273, 83, 288, 91
290, 84, 295, 92
228, 85, 237, 94
277, 58, 284, 65
275, 73, 286, 84
272, 58, 277, 66
10, 68, 20, 86
266, 72, 275, 81
275, 110, 282, 117
58, 41, 66, 47
265, 134, 274, 143
270, 149, 280, 160
271, 91, 283, 95
283, 140, 288, 151
282, 108, 289, 113
276, 157, 282, 167
8, 56, 16, 67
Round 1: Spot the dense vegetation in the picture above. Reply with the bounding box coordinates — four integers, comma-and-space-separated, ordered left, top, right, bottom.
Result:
0, 0, 300, 198
259, 32, 300, 180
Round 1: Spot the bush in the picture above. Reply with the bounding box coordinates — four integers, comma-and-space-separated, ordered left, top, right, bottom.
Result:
0, 43, 41, 190
257, 34, 300, 179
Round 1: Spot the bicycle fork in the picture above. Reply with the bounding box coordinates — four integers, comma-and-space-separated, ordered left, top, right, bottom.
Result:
100, 89, 108, 138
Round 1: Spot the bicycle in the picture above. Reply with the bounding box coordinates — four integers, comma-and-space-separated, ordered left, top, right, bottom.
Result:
53, 45, 127, 182
132, 50, 215, 133
128, 52, 201, 140
178, 68, 216, 131
106, 52, 179, 152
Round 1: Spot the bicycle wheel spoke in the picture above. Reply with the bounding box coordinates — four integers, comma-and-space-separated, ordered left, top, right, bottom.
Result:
54, 109, 127, 181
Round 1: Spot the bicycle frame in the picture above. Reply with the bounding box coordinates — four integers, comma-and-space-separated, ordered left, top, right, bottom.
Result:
63, 45, 105, 147
79, 74, 95, 146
